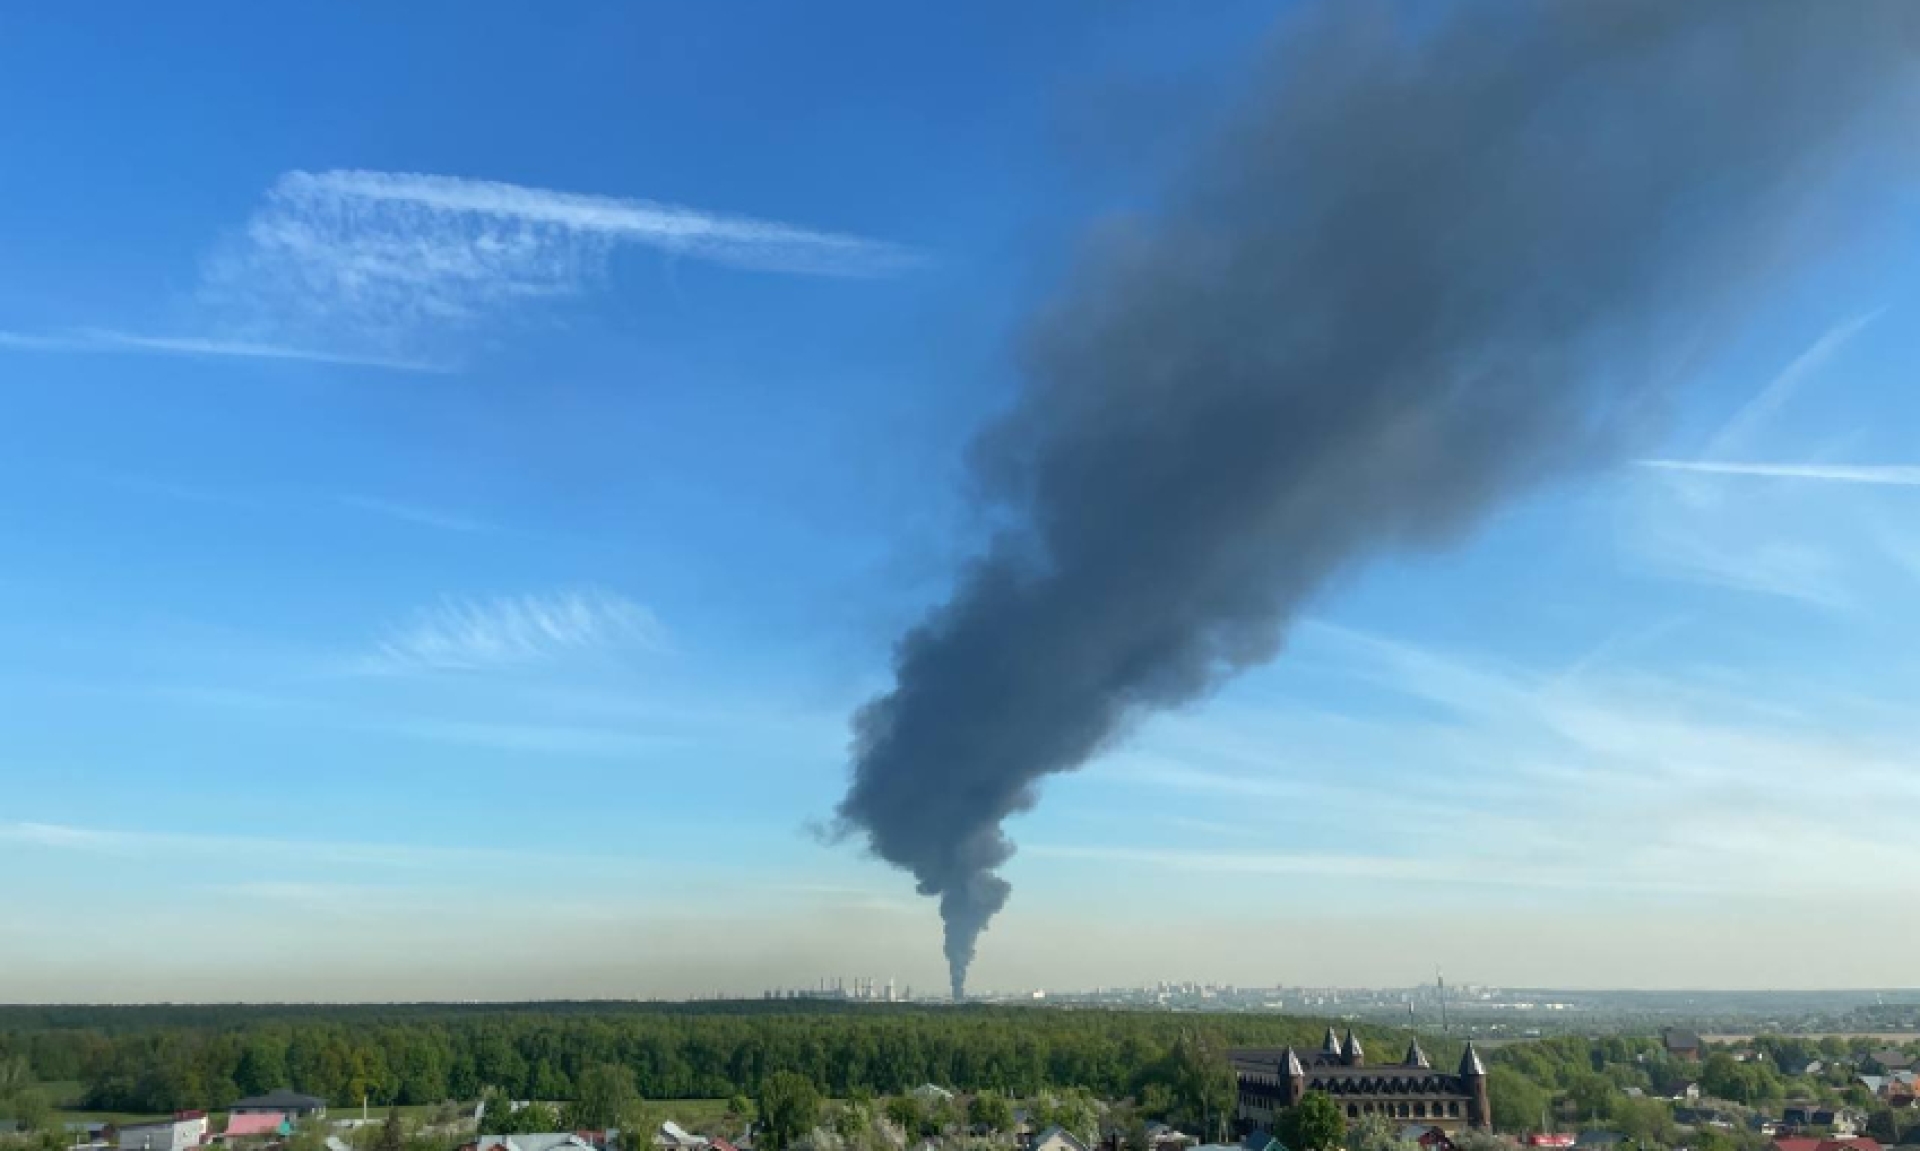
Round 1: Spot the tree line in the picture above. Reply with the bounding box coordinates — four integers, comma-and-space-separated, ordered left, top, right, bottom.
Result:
0, 1004, 1416, 1116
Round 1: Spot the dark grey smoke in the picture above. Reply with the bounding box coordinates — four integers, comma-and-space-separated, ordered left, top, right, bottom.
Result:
835, 0, 1916, 1000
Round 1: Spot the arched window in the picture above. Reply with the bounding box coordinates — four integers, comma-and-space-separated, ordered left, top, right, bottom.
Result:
1448, 1102, 1460, 1118
1348, 1106, 1359, 1119
1415, 1103, 1428, 1119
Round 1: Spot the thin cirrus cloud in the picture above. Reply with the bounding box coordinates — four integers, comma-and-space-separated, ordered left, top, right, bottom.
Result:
4, 168, 918, 372
0, 328, 441, 373
1637, 459, 1920, 487
365, 587, 668, 674
198, 169, 921, 359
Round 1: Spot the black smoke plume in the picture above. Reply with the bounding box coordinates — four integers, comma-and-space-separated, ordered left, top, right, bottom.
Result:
835, 1, 1915, 1000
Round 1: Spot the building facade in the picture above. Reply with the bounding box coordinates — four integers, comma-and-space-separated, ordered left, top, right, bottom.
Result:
117, 1115, 208, 1151
1232, 1029, 1491, 1133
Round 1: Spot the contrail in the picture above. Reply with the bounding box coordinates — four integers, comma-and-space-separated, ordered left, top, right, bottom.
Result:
833, 0, 1917, 1000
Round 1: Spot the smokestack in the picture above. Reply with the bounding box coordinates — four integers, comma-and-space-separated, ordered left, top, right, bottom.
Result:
834, 0, 1917, 999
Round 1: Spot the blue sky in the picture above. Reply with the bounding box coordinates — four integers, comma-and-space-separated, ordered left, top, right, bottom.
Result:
3, 4, 1918, 1002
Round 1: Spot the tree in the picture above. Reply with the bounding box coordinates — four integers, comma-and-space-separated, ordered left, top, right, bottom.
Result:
1034, 1090, 1098, 1145
833, 1100, 873, 1143
518, 1103, 563, 1133
1347, 1112, 1400, 1151
968, 1092, 1013, 1135
929, 1096, 963, 1137
1168, 1034, 1238, 1143
729, 1095, 757, 1127
1611, 1098, 1677, 1148
375, 1109, 405, 1151
1489, 1068, 1552, 1133
0, 1057, 31, 1101
1281, 1093, 1346, 1151
885, 1096, 924, 1139
571, 1065, 641, 1130
758, 1072, 823, 1151
5, 1087, 50, 1132
1563, 1071, 1616, 1124
236, 1043, 290, 1097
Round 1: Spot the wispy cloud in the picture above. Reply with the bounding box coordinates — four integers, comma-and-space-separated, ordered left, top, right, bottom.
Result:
335, 495, 496, 534
11, 169, 916, 373
371, 716, 684, 758
1638, 460, 1920, 487
1701, 309, 1882, 458
200, 169, 919, 360
366, 587, 667, 674
0, 821, 484, 868
0, 327, 442, 373
1622, 314, 1890, 606
1079, 623, 1920, 904
1023, 844, 1708, 895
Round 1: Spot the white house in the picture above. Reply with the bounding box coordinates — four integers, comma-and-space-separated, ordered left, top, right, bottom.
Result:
118, 1116, 208, 1151
653, 1123, 709, 1151
1032, 1127, 1089, 1151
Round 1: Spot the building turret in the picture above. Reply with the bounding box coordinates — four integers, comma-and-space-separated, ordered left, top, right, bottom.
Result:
1322, 1026, 1341, 1058
1342, 1028, 1365, 1067
1458, 1041, 1490, 1129
1403, 1038, 1431, 1069
1283, 1047, 1307, 1106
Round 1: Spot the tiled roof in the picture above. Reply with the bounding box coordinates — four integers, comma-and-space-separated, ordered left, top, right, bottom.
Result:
224, 1114, 287, 1137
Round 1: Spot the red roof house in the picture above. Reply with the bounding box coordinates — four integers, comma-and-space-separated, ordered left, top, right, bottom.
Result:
225, 1113, 289, 1139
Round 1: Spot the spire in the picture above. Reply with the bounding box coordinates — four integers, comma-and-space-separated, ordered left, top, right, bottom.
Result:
1404, 1038, 1431, 1069
1342, 1027, 1364, 1066
1283, 1047, 1305, 1077
1458, 1041, 1487, 1077
1323, 1026, 1341, 1055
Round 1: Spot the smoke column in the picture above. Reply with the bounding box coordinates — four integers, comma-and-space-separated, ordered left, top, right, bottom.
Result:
834, 1, 1916, 1000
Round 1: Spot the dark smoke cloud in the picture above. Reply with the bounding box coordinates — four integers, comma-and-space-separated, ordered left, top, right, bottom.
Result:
835, 1, 1916, 1000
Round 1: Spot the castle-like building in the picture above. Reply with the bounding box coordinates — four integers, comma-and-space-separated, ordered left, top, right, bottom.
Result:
1232, 1028, 1491, 1133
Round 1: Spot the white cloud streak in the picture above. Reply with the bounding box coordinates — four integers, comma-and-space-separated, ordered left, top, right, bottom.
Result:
1702, 309, 1881, 458
199, 169, 919, 361
0, 328, 440, 372
367, 587, 667, 674
11, 169, 915, 373
335, 495, 495, 533
1638, 460, 1920, 487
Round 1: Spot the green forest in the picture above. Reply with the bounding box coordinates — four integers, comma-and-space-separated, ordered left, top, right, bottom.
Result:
0, 1003, 1399, 1113
0, 1003, 1915, 1150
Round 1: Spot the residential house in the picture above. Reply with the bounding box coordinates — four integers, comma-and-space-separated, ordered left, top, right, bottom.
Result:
466, 1135, 610, 1151
1238, 1133, 1282, 1151
1670, 1084, 1702, 1104
1674, 1109, 1735, 1130
653, 1124, 709, 1151
118, 1115, 209, 1151
221, 1114, 288, 1141
1574, 1133, 1625, 1149
232, 1092, 326, 1120
1404, 1126, 1457, 1151
1770, 1137, 1883, 1151
1782, 1105, 1865, 1135
1869, 1054, 1916, 1075
1146, 1123, 1195, 1151
1664, 1032, 1704, 1062
911, 1086, 955, 1106
1034, 1127, 1091, 1151
1522, 1135, 1574, 1148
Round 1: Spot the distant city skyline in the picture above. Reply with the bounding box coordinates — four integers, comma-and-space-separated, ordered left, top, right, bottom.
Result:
4, 3, 1920, 1002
